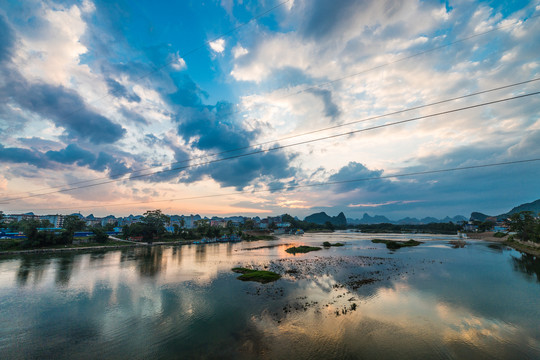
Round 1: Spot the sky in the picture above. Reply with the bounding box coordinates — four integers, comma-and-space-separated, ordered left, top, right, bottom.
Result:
0, 0, 539, 220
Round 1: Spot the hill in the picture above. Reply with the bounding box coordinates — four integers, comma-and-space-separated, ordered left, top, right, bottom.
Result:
504, 199, 540, 216
304, 212, 347, 226
347, 214, 467, 225
469, 199, 540, 221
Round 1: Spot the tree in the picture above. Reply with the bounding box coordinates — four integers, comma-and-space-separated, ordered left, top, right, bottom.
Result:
243, 219, 255, 230
91, 226, 109, 243
226, 220, 235, 235
324, 221, 335, 231
478, 220, 495, 232
63, 215, 86, 234
507, 211, 540, 243
141, 210, 170, 242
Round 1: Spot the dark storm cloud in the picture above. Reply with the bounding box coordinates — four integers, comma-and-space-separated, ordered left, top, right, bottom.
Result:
0, 144, 51, 168
3, 78, 126, 144
106, 78, 141, 103
45, 144, 96, 167
328, 162, 386, 192
298, 0, 361, 40
179, 150, 296, 190
0, 142, 132, 179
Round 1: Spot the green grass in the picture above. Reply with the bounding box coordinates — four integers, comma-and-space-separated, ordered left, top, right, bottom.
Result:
371, 239, 423, 250
231, 267, 281, 283
285, 245, 322, 254
322, 241, 344, 247
493, 232, 507, 238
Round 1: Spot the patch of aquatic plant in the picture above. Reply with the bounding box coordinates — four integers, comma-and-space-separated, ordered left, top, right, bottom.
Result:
285, 246, 322, 254
322, 241, 344, 247
231, 267, 281, 283
493, 232, 507, 238
371, 239, 423, 250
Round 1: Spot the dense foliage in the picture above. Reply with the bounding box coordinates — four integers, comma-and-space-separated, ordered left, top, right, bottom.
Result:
507, 211, 540, 243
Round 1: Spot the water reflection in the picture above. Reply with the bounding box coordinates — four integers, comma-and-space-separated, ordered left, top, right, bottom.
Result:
16, 256, 51, 286
512, 253, 540, 282
195, 244, 207, 263
136, 246, 165, 278
55, 253, 77, 286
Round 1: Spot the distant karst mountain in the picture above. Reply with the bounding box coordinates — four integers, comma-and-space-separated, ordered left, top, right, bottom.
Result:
304, 212, 347, 226
470, 199, 540, 221
347, 213, 467, 225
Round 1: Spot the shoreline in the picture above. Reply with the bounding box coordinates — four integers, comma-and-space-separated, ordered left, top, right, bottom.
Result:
466, 232, 540, 256
2, 232, 539, 257
0, 240, 197, 257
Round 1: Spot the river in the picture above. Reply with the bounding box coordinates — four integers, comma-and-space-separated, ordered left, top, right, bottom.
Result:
0, 232, 539, 359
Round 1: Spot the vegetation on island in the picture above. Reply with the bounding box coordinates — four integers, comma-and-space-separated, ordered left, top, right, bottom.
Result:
371, 239, 423, 250
285, 245, 322, 254
322, 241, 344, 247
231, 267, 281, 283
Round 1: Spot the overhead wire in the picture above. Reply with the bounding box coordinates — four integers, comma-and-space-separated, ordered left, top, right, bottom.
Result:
7, 13, 538, 197
2, 90, 539, 203
14, 158, 540, 212
6, 77, 540, 197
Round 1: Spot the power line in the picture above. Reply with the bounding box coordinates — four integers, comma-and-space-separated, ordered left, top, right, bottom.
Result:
8, 77, 540, 197
2, 90, 539, 203
13, 158, 540, 212
9, 12, 536, 197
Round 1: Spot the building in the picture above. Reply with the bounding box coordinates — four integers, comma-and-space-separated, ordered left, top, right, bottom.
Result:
38, 214, 65, 228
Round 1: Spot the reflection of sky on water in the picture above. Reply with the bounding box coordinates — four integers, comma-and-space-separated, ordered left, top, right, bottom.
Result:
0, 233, 539, 359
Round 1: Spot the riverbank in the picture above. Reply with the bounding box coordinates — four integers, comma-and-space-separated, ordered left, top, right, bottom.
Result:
0, 239, 198, 256
0, 235, 276, 256
467, 232, 540, 256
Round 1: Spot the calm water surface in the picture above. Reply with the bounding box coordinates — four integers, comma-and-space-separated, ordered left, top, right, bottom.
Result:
0, 232, 539, 359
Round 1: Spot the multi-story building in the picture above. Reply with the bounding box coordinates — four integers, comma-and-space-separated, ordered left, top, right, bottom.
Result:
38, 214, 65, 228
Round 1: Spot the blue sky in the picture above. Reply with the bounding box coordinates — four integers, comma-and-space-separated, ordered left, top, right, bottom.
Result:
0, 0, 539, 219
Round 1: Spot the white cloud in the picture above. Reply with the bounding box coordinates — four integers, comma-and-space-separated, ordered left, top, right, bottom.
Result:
169, 52, 187, 70
232, 44, 248, 58
209, 38, 226, 54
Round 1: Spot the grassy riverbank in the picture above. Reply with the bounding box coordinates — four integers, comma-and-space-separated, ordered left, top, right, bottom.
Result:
466, 232, 540, 256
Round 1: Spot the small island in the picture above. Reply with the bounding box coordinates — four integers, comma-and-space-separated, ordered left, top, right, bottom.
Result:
322, 241, 344, 247
285, 245, 322, 254
371, 239, 423, 250
231, 267, 281, 283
